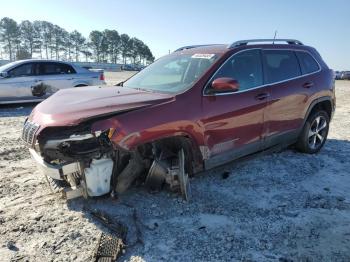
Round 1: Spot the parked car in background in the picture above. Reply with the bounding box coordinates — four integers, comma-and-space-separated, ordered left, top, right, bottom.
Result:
121, 64, 137, 71
335, 71, 342, 80
23, 39, 335, 201
137, 65, 146, 71
340, 71, 350, 80
122, 64, 145, 71
0, 59, 106, 104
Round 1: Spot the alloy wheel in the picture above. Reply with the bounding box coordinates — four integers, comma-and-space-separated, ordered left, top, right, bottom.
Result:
308, 115, 328, 150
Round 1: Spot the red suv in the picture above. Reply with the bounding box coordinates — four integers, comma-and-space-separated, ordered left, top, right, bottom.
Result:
23, 39, 335, 200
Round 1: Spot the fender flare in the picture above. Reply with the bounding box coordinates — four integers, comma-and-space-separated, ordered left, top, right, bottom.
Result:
130, 133, 204, 174
74, 83, 89, 87
118, 131, 202, 152
73, 81, 90, 87
302, 96, 334, 126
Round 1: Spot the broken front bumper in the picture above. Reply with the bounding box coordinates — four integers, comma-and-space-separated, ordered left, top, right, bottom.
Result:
29, 148, 80, 180
29, 148, 114, 199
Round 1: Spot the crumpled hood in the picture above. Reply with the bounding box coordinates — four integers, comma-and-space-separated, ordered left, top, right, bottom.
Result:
29, 85, 174, 128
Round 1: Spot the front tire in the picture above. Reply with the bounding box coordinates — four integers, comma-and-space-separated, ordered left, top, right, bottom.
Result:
296, 110, 329, 154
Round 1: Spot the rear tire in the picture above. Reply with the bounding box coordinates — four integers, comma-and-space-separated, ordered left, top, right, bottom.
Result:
296, 110, 329, 154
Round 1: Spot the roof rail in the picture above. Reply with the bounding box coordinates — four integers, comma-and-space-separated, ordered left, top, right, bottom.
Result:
228, 39, 303, 48
174, 44, 220, 52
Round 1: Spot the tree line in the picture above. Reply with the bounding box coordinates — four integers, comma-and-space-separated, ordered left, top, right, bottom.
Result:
0, 17, 155, 65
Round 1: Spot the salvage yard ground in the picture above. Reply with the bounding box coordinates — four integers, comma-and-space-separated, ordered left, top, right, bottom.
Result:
0, 76, 350, 262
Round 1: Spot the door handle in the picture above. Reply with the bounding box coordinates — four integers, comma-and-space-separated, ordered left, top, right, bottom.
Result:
34, 79, 42, 83
255, 93, 270, 100
303, 82, 314, 88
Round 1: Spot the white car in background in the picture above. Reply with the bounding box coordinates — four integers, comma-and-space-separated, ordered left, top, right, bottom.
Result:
340, 71, 350, 80
0, 59, 106, 104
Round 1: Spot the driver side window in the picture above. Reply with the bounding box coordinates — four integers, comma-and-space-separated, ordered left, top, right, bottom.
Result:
210, 49, 263, 92
8, 63, 33, 78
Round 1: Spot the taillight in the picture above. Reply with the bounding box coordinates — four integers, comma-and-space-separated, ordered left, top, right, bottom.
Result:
99, 73, 105, 81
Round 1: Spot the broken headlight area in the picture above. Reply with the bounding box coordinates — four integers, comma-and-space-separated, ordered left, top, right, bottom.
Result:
38, 127, 113, 163
34, 126, 191, 201
33, 126, 116, 199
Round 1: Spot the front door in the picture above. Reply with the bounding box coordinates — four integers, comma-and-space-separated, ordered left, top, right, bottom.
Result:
0, 62, 38, 102
201, 49, 268, 168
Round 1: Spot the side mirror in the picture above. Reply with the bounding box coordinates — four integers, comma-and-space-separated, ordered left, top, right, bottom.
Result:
211, 77, 239, 93
0, 72, 8, 78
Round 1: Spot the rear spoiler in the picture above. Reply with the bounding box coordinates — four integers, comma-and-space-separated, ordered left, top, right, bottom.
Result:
88, 68, 104, 73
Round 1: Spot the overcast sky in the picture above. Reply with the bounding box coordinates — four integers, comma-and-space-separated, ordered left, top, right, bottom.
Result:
0, 0, 349, 69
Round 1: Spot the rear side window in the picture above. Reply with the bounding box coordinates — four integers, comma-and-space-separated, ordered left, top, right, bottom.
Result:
296, 51, 320, 74
59, 63, 76, 74
211, 49, 263, 91
37, 62, 76, 75
262, 50, 301, 84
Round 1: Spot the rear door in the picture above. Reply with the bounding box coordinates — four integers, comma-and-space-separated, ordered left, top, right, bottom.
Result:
262, 49, 318, 147
0, 62, 38, 102
36, 62, 77, 95
202, 49, 268, 167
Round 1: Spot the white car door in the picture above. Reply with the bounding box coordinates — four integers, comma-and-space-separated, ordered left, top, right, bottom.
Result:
0, 62, 39, 103
36, 62, 77, 95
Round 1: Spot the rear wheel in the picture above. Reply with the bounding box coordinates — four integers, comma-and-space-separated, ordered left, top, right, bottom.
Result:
296, 110, 329, 153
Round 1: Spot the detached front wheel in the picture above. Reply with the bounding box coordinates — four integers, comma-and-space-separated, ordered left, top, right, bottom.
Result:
296, 110, 329, 154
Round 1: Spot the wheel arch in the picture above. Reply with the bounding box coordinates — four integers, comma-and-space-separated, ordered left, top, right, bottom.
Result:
74, 84, 88, 87
303, 96, 334, 125
133, 134, 205, 174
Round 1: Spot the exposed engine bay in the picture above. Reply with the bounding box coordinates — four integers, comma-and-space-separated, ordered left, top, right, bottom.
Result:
28, 122, 192, 201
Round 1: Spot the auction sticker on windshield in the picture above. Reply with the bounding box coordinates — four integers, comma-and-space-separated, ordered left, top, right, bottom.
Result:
191, 54, 215, 59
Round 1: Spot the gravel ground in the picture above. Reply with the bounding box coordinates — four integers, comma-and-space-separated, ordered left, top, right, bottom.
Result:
0, 77, 349, 262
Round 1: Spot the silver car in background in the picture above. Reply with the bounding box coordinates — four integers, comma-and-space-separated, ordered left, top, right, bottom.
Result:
0, 59, 106, 104
340, 71, 350, 80
335, 71, 342, 80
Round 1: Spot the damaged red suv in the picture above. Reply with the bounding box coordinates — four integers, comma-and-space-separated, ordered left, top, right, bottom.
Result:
23, 39, 335, 200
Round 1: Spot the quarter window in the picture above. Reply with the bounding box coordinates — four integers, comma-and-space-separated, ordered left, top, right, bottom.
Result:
209, 49, 263, 92
262, 50, 301, 84
296, 51, 320, 74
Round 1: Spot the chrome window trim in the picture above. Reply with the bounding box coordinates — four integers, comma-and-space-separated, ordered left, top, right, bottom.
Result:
202, 48, 322, 97
0, 98, 45, 104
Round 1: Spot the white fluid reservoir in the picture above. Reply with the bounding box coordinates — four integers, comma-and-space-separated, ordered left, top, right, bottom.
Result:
84, 158, 113, 196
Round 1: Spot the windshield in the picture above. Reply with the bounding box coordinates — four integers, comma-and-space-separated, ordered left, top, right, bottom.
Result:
123, 53, 218, 93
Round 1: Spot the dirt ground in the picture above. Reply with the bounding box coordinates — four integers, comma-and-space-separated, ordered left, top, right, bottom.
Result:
0, 75, 349, 262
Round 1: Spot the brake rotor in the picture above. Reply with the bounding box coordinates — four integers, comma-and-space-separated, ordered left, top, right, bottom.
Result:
145, 160, 167, 191
178, 149, 191, 201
